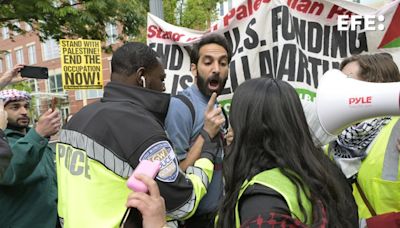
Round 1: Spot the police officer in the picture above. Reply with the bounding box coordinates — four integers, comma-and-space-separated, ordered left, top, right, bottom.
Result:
56, 42, 220, 227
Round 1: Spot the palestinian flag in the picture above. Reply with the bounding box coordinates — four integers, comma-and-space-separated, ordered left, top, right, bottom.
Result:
378, 2, 400, 48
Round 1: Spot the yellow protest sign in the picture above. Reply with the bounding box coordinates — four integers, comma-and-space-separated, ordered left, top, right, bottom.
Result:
60, 39, 103, 90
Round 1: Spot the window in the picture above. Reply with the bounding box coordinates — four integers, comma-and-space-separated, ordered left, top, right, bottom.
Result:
28, 79, 41, 118
106, 23, 118, 45
48, 74, 63, 93
219, 2, 224, 16
25, 23, 32, 32
27, 79, 38, 92
15, 48, 24, 64
75, 90, 103, 100
2, 27, 9, 40
42, 39, 60, 61
27, 45, 37, 64
0, 59, 3, 73
5, 53, 13, 70
13, 22, 20, 35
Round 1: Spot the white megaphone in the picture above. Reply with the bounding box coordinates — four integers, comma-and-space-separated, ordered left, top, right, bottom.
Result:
316, 69, 400, 136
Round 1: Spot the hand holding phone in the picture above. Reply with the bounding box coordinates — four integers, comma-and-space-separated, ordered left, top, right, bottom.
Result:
20, 66, 49, 79
127, 160, 161, 193
51, 97, 58, 111
122, 165, 165, 228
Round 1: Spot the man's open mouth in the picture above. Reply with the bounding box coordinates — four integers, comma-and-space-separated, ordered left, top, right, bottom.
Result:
208, 79, 220, 90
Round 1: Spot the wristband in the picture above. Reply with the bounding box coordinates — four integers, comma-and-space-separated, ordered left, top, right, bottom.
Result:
200, 128, 212, 142
200, 129, 219, 161
200, 128, 220, 143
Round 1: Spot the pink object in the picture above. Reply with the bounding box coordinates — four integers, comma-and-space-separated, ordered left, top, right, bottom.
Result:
0, 89, 31, 105
127, 160, 161, 192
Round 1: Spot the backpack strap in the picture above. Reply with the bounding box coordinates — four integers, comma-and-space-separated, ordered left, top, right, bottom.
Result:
174, 94, 195, 126
174, 94, 230, 134
355, 180, 377, 216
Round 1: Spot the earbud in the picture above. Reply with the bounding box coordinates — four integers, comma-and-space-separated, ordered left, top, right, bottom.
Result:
140, 76, 146, 88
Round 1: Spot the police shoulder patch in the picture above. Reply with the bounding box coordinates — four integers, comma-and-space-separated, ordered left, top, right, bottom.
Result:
139, 140, 178, 183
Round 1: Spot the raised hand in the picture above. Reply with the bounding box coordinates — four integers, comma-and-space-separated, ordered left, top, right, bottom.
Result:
203, 92, 225, 139
0, 100, 8, 130
35, 109, 61, 137
0, 64, 26, 89
126, 174, 166, 228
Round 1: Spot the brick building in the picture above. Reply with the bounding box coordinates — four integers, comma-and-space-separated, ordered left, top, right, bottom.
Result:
0, 22, 121, 123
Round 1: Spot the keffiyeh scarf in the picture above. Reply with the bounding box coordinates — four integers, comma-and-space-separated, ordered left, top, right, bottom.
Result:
0, 89, 31, 105
332, 117, 392, 159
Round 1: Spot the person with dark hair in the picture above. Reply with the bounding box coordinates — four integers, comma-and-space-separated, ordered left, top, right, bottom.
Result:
217, 78, 358, 227
165, 33, 231, 227
57, 42, 221, 227
339, 53, 400, 83
0, 89, 61, 227
328, 53, 400, 225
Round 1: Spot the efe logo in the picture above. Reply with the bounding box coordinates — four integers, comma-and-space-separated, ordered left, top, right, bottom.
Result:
337, 15, 385, 31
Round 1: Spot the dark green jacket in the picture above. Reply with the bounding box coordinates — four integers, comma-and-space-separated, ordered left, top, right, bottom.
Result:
0, 128, 57, 228
0, 129, 12, 179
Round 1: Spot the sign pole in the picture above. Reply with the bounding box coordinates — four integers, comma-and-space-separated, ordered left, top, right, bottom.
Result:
82, 90, 87, 107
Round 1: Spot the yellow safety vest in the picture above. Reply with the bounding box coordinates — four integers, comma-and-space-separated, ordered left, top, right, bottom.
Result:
353, 117, 400, 219
234, 168, 312, 227
56, 142, 131, 228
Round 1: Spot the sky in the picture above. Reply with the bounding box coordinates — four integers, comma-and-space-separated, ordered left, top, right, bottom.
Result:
358, 0, 392, 8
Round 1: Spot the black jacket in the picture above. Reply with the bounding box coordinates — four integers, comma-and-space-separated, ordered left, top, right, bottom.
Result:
60, 82, 217, 226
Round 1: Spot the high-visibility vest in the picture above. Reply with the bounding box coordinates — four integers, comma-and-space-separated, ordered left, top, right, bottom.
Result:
56, 142, 131, 228
353, 117, 400, 219
234, 168, 312, 227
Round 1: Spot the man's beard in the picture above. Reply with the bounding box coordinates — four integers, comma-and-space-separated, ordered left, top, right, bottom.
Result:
7, 118, 30, 132
196, 71, 228, 97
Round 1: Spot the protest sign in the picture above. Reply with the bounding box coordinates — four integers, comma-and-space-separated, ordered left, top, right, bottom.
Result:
147, 0, 400, 110
60, 39, 103, 90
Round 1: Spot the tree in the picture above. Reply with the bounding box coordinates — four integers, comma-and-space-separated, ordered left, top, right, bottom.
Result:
163, 0, 221, 31
163, 0, 178, 25
0, 0, 148, 43
181, 0, 220, 30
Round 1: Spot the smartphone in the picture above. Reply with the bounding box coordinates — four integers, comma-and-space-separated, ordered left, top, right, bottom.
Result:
20, 66, 49, 79
121, 160, 161, 227
127, 160, 161, 193
51, 97, 58, 111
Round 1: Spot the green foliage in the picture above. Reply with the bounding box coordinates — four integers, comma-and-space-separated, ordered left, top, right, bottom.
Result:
0, 0, 147, 43
163, 0, 220, 30
127, 26, 147, 43
163, 0, 178, 25
181, 0, 219, 30
4, 81, 32, 93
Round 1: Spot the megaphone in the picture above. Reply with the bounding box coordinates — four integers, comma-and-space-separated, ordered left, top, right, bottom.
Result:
316, 69, 400, 136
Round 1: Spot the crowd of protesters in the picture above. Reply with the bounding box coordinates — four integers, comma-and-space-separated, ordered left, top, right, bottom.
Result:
0, 34, 399, 228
